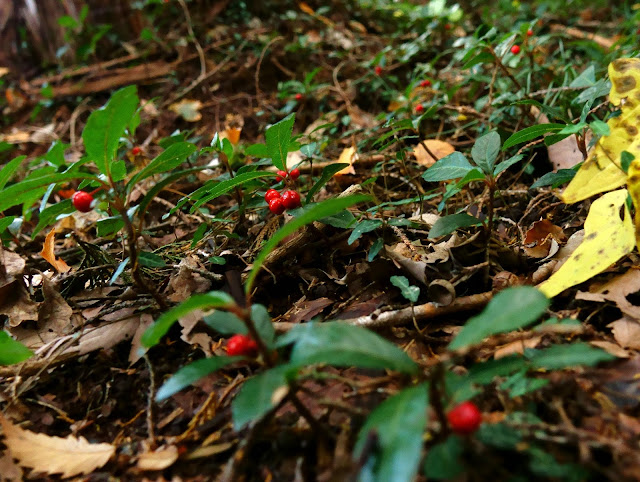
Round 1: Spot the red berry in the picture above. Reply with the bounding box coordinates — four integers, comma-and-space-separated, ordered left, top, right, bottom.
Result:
226, 334, 258, 357
295, 93, 303, 101
268, 197, 286, 215
447, 401, 482, 435
131, 146, 142, 155
289, 168, 300, 180
72, 191, 94, 212
511, 45, 521, 54
276, 170, 288, 182
420, 79, 431, 88
281, 190, 301, 210
265, 189, 281, 202
444, 23, 452, 30
374, 66, 382, 75
415, 104, 424, 114
526, 29, 533, 36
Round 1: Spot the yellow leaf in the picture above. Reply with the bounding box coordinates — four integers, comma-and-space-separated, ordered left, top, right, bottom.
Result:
627, 159, 640, 248
334, 146, 358, 176
538, 189, 635, 298
560, 58, 640, 204
0, 414, 115, 478
40, 229, 71, 273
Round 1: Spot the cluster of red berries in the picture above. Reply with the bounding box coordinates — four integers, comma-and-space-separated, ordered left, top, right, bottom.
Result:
266, 168, 302, 214
447, 401, 482, 435
72, 191, 95, 213
226, 334, 258, 357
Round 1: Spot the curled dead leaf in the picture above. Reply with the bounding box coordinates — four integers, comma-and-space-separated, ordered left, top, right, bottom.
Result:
523, 219, 566, 258
40, 229, 71, 273
334, 147, 357, 176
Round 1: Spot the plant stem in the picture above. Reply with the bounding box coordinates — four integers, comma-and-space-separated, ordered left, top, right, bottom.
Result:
484, 178, 496, 287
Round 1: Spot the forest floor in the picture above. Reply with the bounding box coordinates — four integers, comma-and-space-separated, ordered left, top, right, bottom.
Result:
1, 1, 640, 481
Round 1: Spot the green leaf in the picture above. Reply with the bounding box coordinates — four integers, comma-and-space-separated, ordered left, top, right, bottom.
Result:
476, 423, 522, 449
530, 168, 577, 189
355, 384, 428, 482
502, 124, 565, 151
278, 322, 418, 374
232, 364, 295, 429
138, 251, 166, 268
251, 304, 275, 349
471, 131, 501, 174
368, 238, 384, 262
32, 200, 74, 238
348, 219, 383, 245
305, 163, 349, 203
265, 114, 295, 171
246, 194, 370, 293
422, 152, 473, 182
456, 168, 485, 187
589, 119, 610, 137
0, 155, 26, 190
0, 173, 96, 213
319, 209, 355, 228
0, 331, 33, 365
0, 217, 16, 234
500, 370, 549, 397
96, 216, 124, 237
141, 291, 235, 348
137, 166, 206, 217
428, 213, 481, 238
423, 436, 464, 480
245, 143, 269, 158
189, 171, 277, 211
203, 310, 246, 335
82, 85, 139, 175
127, 142, 197, 191
621, 151, 635, 173
390, 276, 420, 303
156, 356, 241, 401
569, 65, 595, 88
528, 342, 616, 370
449, 287, 549, 350
493, 154, 523, 176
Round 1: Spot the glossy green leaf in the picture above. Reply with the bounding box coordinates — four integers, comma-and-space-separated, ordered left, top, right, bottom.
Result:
502, 123, 565, 151
428, 213, 481, 238
471, 131, 501, 174
0, 173, 96, 213
305, 163, 350, 203
493, 154, 523, 175
528, 343, 616, 369
0, 331, 33, 365
156, 356, 241, 401
348, 219, 382, 245
530, 168, 577, 189
0, 155, 26, 190
32, 199, 74, 238
82, 85, 139, 175
245, 194, 370, 293
265, 114, 295, 171
141, 291, 235, 348
138, 251, 166, 268
127, 142, 197, 191
356, 384, 428, 482
423, 436, 464, 480
232, 364, 296, 429
251, 304, 275, 348
189, 171, 277, 211
390, 276, 420, 303
203, 310, 246, 335
449, 287, 549, 350
422, 152, 473, 182
278, 322, 418, 374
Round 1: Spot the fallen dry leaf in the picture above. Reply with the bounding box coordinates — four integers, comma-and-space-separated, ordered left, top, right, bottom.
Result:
590, 340, 631, 358
166, 255, 212, 303
576, 269, 640, 320
38, 277, 73, 339
40, 229, 71, 273
0, 451, 23, 481
413, 140, 455, 167
334, 147, 357, 176
523, 219, 566, 258
169, 99, 202, 122
0, 414, 115, 478
607, 317, 640, 350
136, 445, 179, 471
0, 282, 39, 327
494, 337, 542, 359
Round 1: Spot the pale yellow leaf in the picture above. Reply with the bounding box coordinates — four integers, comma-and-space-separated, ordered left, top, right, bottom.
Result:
0, 414, 115, 478
40, 229, 71, 273
334, 146, 357, 176
538, 189, 635, 298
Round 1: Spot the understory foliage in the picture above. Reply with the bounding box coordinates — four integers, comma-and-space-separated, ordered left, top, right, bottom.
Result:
0, 0, 640, 480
